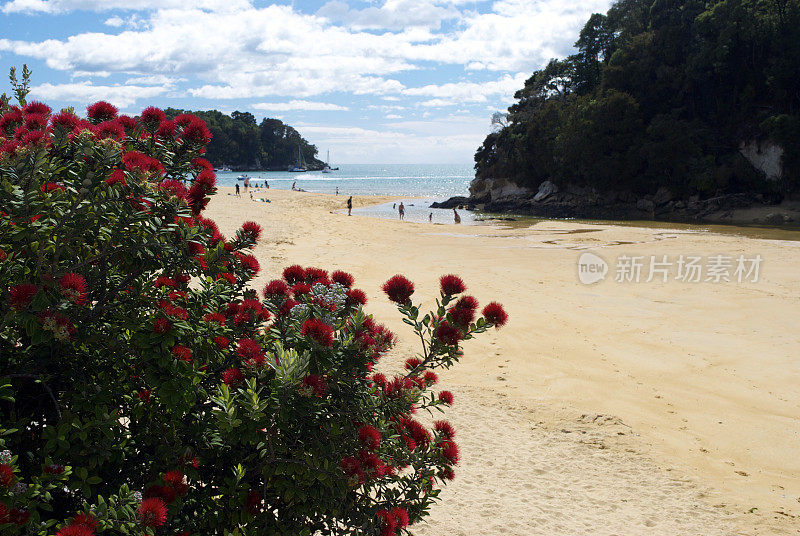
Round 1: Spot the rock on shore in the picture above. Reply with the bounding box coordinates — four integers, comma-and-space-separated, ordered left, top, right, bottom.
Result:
431, 177, 800, 226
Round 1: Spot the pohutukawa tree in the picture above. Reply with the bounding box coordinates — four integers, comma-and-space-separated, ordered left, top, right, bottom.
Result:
0, 88, 507, 535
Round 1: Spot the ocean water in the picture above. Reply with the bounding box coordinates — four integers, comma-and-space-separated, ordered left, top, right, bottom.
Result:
215, 163, 474, 198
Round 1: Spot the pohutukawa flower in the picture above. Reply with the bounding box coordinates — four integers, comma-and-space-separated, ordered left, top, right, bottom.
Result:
9, 283, 37, 310
117, 115, 136, 130
71, 513, 98, 530
331, 270, 354, 288
22, 130, 46, 146
236, 338, 265, 366
122, 151, 164, 175
137, 389, 151, 403
40, 182, 64, 193
195, 169, 216, 190
376, 509, 396, 536
43, 464, 66, 474
239, 254, 260, 274
438, 390, 454, 405
191, 157, 214, 171
382, 275, 414, 304
93, 120, 125, 140
23, 101, 51, 116
213, 336, 230, 349
137, 497, 168, 527
153, 317, 171, 334
24, 113, 48, 131
301, 318, 334, 347
346, 288, 367, 306
240, 221, 262, 241
159, 179, 187, 200
59, 273, 88, 305
154, 276, 176, 288
156, 119, 175, 138
434, 420, 456, 440
391, 507, 410, 529
55, 525, 94, 536
482, 302, 508, 327
440, 440, 460, 464
162, 470, 189, 496
434, 321, 462, 346
404, 358, 422, 370
172, 345, 192, 362
0, 463, 15, 487
105, 169, 126, 186
439, 274, 466, 295
282, 264, 306, 284
263, 279, 289, 299
181, 117, 212, 144
86, 101, 118, 123
278, 298, 299, 317
140, 106, 166, 127
300, 374, 327, 396
424, 371, 438, 385
222, 368, 245, 388
358, 425, 381, 451
454, 295, 478, 311
449, 306, 475, 327
246, 490, 263, 514
305, 267, 328, 281
290, 282, 311, 296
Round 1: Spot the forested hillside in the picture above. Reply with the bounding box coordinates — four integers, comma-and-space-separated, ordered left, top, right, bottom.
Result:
164, 109, 324, 170
475, 0, 800, 198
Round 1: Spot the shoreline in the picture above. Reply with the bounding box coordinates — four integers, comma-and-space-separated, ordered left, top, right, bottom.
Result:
208, 187, 800, 535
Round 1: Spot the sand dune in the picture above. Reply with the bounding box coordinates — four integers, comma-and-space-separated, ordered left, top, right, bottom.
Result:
206, 188, 800, 535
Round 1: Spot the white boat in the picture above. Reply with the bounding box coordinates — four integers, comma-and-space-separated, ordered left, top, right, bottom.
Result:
219, 166, 232, 172
288, 146, 306, 172
236, 174, 249, 181
322, 150, 332, 173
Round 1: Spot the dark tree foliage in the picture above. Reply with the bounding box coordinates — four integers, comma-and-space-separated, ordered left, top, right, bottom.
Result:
164, 109, 324, 171
476, 0, 800, 197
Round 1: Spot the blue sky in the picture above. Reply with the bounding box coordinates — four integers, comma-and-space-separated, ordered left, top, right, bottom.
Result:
0, 0, 612, 163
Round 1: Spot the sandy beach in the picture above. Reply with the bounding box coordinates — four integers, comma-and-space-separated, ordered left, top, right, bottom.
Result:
207, 187, 800, 535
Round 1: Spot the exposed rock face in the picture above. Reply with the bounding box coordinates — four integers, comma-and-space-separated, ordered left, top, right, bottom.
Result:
433, 176, 788, 224
739, 140, 784, 181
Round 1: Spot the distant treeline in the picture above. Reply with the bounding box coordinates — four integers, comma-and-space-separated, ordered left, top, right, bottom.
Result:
475, 0, 800, 197
164, 108, 324, 171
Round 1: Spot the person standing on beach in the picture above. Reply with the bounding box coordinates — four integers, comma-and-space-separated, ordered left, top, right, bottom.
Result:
265, 180, 269, 189
429, 212, 433, 223
347, 196, 353, 216
336, 187, 339, 196
453, 208, 461, 224
235, 183, 240, 197
399, 202, 405, 221
292, 181, 296, 191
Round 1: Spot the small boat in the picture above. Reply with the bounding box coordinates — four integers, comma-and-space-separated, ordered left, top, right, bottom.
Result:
219, 166, 232, 172
236, 174, 249, 181
288, 146, 307, 172
322, 150, 332, 173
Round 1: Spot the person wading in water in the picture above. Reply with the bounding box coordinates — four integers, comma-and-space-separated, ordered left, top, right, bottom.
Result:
347, 196, 353, 216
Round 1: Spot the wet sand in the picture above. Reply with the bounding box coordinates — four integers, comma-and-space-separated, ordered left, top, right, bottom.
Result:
207, 187, 800, 535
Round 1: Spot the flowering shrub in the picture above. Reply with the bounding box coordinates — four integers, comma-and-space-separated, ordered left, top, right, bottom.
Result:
0, 94, 507, 535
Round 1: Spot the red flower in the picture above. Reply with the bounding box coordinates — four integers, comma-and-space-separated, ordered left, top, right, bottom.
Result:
59, 273, 87, 305
402, 418, 431, 447
122, 151, 164, 175
346, 288, 367, 306
9, 283, 37, 310
434, 420, 455, 439
217, 272, 236, 285
239, 254, 260, 274
282, 265, 306, 284
24, 113, 48, 130
172, 345, 192, 362
23, 101, 51, 116
137, 497, 168, 527
300, 374, 327, 396
191, 157, 213, 171
449, 305, 475, 327
43, 464, 65, 474
156, 119, 175, 139
331, 270, 354, 288
404, 357, 422, 370
376, 509, 396, 536
140, 106, 166, 127
163, 470, 189, 496
203, 312, 226, 325
194, 169, 216, 190
40, 182, 63, 193
137, 389, 151, 403
301, 318, 334, 347
93, 120, 125, 140
159, 179, 187, 200
181, 117, 212, 144
117, 115, 136, 130
438, 390, 454, 405
236, 338, 265, 366
240, 221, 262, 241
105, 169, 127, 186
434, 321, 461, 346
222, 368, 244, 388
358, 425, 381, 451
72, 513, 98, 530
245, 490, 262, 515
0, 464, 15, 487
153, 318, 172, 334
423, 371, 438, 385
290, 282, 311, 296
263, 279, 289, 299
55, 525, 93, 536
440, 440, 459, 464
22, 130, 46, 146
305, 267, 328, 281
155, 276, 176, 288
86, 101, 118, 123
482, 302, 508, 327
382, 275, 414, 304
439, 274, 466, 295
278, 298, 299, 317
391, 507, 409, 529
454, 295, 478, 311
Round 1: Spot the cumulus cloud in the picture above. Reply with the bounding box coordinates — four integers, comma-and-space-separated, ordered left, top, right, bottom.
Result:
316, 0, 459, 30
252, 100, 348, 112
30, 81, 166, 108
2, 0, 251, 13
404, 73, 528, 105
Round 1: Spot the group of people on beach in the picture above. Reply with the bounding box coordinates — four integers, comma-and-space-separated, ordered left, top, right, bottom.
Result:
386, 201, 460, 223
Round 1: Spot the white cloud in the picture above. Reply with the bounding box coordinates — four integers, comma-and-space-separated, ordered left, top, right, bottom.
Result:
252, 100, 348, 112
104, 15, 124, 27
30, 81, 166, 108
385, 114, 402, 119
404, 72, 528, 104
3, 0, 251, 13
316, 0, 459, 30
